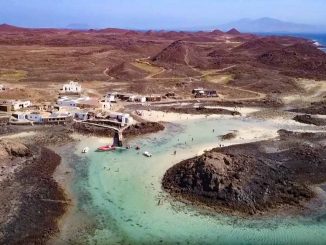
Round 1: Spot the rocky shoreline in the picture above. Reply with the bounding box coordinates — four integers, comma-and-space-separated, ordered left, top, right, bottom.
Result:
160, 106, 241, 116
163, 130, 326, 216
293, 114, 326, 126
0, 140, 68, 244
72, 121, 165, 138
0, 121, 165, 244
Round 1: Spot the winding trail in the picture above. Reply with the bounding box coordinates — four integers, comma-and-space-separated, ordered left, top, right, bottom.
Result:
105, 57, 266, 101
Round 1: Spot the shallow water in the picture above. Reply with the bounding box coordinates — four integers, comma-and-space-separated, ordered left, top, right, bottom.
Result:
59, 117, 326, 245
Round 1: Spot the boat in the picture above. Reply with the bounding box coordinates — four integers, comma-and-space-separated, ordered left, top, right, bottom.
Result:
97, 145, 116, 152
82, 147, 89, 153
135, 146, 140, 150
143, 151, 152, 157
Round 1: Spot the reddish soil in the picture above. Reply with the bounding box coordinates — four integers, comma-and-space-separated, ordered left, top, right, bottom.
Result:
0, 24, 325, 103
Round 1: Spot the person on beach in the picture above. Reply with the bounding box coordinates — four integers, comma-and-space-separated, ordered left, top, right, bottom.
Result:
174, 150, 177, 155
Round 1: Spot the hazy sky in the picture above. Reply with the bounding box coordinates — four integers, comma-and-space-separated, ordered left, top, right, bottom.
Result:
0, 0, 325, 29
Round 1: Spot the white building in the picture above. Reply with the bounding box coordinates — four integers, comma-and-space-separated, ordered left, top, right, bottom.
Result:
12, 113, 28, 121
109, 112, 133, 127
2, 100, 32, 111
105, 92, 117, 102
128, 95, 136, 102
26, 112, 43, 123
100, 100, 111, 111
135, 96, 146, 103
51, 111, 71, 118
57, 97, 78, 107
62, 81, 82, 93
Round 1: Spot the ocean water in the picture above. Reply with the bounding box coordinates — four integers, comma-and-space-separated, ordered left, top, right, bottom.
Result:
61, 116, 326, 245
284, 33, 326, 53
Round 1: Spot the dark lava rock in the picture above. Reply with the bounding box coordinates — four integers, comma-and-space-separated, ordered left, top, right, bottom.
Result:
162, 132, 326, 215
293, 114, 326, 126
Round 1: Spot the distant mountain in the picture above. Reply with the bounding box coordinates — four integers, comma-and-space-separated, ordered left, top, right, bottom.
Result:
219, 18, 326, 34
0, 23, 28, 32
226, 28, 241, 35
66, 23, 89, 30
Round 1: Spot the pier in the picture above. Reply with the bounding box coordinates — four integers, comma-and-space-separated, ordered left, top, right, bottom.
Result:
81, 121, 128, 147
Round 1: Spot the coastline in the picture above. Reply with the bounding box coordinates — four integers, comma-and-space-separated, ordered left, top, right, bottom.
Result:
162, 129, 326, 216
0, 140, 68, 244
1, 106, 326, 243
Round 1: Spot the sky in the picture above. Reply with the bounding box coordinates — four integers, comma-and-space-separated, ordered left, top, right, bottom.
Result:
0, 0, 325, 29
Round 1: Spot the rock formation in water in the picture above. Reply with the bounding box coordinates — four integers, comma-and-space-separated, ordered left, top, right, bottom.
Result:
163, 130, 326, 215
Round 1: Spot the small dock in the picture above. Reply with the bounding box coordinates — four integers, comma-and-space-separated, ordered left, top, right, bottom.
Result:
81, 121, 128, 147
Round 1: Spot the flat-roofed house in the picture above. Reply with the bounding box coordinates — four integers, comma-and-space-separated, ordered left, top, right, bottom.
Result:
105, 92, 117, 102
100, 100, 111, 111
62, 81, 82, 93
108, 112, 133, 127
0, 100, 31, 111
135, 96, 146, 103
57, 97, 78, 107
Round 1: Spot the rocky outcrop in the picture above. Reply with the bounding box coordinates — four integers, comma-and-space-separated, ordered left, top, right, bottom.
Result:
73, 121, 164, 138
0, 140, 30, 158
163, 130, 326, 215
158, 107, 241, 116
293, 114, 326, 126
123, 122, 165, 137
290, 101, 326, 115
0, 141, 67, 244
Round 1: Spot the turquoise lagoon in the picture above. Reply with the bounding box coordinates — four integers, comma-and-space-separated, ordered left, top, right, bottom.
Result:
59, 117, 326, 245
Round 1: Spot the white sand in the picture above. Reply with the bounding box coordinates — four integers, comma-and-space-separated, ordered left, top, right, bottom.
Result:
139, 110, 236, 122
205, 106, 261, 116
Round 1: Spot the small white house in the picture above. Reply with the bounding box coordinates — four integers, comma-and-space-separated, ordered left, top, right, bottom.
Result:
135, 96, 146, 103
62, 81, 82, 93
12, 100, 31, 110
100, 100, 111, 111
109, 112, 133, 126
120, 114, 133, 126
105, 92, 117, 102
128, 95, 136, 102
57, 97, 78, 107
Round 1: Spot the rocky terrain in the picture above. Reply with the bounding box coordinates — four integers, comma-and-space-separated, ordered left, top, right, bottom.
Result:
290, 101, 326, 115
293, 114, 326, 126
1, 24, 325, 103
0, 140, 67, 244
158, 106, 241, 116
163, 130, 326, 215
72, 121, 165, 138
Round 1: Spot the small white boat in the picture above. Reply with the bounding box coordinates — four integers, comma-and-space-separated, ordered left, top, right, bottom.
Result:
82, 147, 89, 153
143, 151, 152, 157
